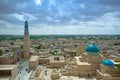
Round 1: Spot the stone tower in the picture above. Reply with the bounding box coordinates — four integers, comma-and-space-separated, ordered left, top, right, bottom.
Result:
23, 20, 30, 59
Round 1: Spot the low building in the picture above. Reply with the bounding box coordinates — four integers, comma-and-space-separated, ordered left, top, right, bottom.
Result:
0, 65, 20, 80
96, 59, 120, 80
29, 66, 41, 80
0, 52, 17, 64
29, 56, 39, 69
49, 56, 65, 68
51, 70, 61, 80
39, 55, 49, 65
76, 44, 86, 55
0, 46, 22, 64
75, 61, 93, 76
64, 49, 77, 57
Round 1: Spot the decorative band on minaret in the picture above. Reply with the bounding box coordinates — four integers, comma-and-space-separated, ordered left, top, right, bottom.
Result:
23, 20, 30, 59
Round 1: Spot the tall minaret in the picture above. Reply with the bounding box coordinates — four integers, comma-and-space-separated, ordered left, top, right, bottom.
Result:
23, 20, 30, 59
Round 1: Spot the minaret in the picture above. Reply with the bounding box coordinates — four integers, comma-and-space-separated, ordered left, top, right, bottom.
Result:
23, 20, 30, 59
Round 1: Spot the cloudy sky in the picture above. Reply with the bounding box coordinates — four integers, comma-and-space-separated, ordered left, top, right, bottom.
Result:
0, 0, 120, 35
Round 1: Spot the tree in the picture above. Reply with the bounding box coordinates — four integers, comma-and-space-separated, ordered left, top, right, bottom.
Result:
54, 50, 58, 54
34, 45, 42, 50
50, 49, 59, 55
0, 49, 3, 56
116, 64, 120, 76
21, 45, 23, 49
50, 51, 55, 55
10, 42, 14, 45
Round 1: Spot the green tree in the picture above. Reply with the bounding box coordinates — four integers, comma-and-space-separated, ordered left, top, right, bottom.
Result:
54, 50, 58, 54
34, 45, 42, 50
116, 64, 120, 75
10, 42, 14, 45
50, 49, 59, 55
50, 51, 55, 55
0, 49, 3, 56
21, 45, 23, 49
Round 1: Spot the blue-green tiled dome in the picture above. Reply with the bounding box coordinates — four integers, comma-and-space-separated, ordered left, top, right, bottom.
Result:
102, 59, 115, 67
85, 44, 100, 56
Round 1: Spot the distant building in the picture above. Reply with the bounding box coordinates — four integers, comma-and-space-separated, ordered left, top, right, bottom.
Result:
64, 49, 77, 57
23, 21, 30, 59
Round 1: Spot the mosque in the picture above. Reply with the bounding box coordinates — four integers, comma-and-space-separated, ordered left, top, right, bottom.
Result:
75, 44, 104, 77
96, 59, 120, 79
74, 44, 120, 79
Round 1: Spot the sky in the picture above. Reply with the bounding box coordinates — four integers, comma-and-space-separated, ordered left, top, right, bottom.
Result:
0, 0, 120, 35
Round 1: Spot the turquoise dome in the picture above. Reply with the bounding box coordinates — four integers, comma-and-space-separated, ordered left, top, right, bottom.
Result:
85, 44, 100, 56
102, 59, 115, 67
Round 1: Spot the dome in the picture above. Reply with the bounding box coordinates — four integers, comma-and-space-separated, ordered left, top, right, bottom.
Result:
102, 59, 115, 67
85, 44, 100, 56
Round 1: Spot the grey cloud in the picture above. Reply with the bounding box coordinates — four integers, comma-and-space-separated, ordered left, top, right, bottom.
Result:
99, 0, 120, 6
0, 0, 120, 34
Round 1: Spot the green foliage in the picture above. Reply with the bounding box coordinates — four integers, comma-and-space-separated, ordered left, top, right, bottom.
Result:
0, 49, 3, 56
62, 42, 66, 44
0, 35, 23, 41
34, 45, 42, 50
21, 45, 23, 49
50, 51, 55, 55
116, 64, 120, 75
50, 49, 59, 55
10, 42, 14, 45
54, 50, 58, 53
0, 35, 120, 41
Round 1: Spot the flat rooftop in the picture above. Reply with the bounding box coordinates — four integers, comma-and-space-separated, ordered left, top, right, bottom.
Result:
49, 56, 65, 62
29, 56, 39, 61
75, 61, 92, 66
74, 56, 82, 60
64, 49, 76, 52
0, 65, 17, 70
114, 62, 120, 64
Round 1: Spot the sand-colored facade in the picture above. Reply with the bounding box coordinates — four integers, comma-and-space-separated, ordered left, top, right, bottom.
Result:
23, 21, 31, 59
29, 56, 39, 69
49, 56, 65, 68
0, 65, 20, 80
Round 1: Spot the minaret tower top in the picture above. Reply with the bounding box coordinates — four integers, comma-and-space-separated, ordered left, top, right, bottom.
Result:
24, 20, 29, 35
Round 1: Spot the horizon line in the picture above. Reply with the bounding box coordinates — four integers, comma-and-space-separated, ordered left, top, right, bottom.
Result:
0, 34, 120, 36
